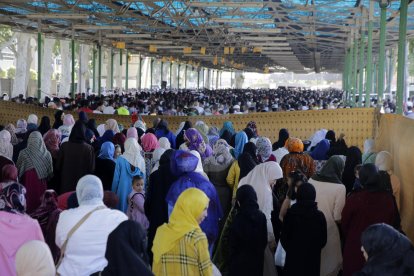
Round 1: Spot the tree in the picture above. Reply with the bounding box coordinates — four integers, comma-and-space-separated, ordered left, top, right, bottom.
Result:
7, 67, 15, 79
0, 25, 17, 55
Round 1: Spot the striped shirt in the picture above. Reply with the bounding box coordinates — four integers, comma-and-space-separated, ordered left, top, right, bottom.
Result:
152, 229, 212, 276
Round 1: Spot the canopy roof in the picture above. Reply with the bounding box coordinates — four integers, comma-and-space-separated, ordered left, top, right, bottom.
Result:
0, 0, 413, 73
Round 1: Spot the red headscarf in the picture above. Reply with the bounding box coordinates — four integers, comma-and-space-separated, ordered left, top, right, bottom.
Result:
1, 164, 18, 183
141, 133, 160, 152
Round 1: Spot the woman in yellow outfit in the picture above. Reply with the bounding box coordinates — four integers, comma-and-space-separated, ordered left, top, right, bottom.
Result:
152, 188, 212, 276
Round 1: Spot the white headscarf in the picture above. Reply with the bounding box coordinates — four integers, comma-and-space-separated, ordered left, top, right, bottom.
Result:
0, 130, 13, 160
105, 119, 120, 133
309, 129, 328, 149
375, 151, 393, 173
27, 114, 38, 125
238, 162, 283, 219
15, 240, 55, 276
76, 175, 104, 206
189, 150, 208, 179
364, 138, 375, 154
97, 124, 106, 137
151, 148, 167, 173
159, 137, 171, 150
175, 122, 185, 136
122, 138, 146, 173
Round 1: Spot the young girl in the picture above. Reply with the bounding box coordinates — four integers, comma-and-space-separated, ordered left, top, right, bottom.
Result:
127, 176, 149, 230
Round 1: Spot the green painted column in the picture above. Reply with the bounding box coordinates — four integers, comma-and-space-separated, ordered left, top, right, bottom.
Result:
365, 2, 374, 108
184, 64, 188, 89
396, 0, 409, 114
197, 69, 200, 90
110, 49, 114, 89
71, 39, 75, 98
120, 49, 123, 66
358, 34, 365, 107
377, 1, 388, 104
138, 55, 142, 90
160, 61, 164, 85
343, 50, 350, 102
387, 49, 393, 95
169, 62, 172, 89
352, 35, 359, 106
92, 48, 96, 93
348, 44, 354, 104
373, 62, 377, 98
98, 45, 102, 95
150, 58, 153, 89
37, 31, 41, 99
178, 64, 181, 89
125, 50, 129, 90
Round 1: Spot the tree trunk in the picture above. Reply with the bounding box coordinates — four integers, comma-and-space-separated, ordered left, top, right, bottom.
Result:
41, 38, 55, 99
12, 33, 30, 98
60, 40, 71, 97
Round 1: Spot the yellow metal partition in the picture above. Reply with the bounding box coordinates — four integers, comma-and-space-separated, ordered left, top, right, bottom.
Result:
0, 101, 376, 149
375, 114, 414, 241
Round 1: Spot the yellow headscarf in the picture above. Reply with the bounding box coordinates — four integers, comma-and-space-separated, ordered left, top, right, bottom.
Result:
152, 188, 209, 263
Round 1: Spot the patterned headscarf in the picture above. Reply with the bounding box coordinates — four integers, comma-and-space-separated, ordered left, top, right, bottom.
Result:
16, 131, 53, 180
184, 128, 207, 156
0, 130, 13, 160
4, 124, 19, 145
246, 121, 258, 137
43, 129, 61, 159
0, 182, 26, 214
195, 121, 209, 143
256, 137, 272, 161
205, 139, 233, 167
286, 137, 304, 153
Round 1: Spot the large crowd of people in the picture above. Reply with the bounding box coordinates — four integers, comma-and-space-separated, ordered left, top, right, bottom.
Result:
0, 106, 413, 276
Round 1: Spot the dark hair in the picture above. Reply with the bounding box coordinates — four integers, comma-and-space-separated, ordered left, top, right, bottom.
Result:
287, 170, 308, 200
132, 175, 143, 184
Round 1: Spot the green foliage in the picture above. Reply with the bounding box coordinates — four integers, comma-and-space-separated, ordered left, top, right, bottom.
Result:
0, 25, 13, 45
7, 67, 15, 79
53, 40, 60, 57
0, 68, 6, 78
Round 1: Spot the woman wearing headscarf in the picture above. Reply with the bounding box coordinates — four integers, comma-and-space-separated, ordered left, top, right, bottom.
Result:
141, 133, 159, 153
105, 119, 120, 134
126, 127, 138, 140
246, 121, 258, 137
195, 120, 210, 144
57, 121, 95, 193
308, 129, 328, 151
30, 190, 62, 263
175, 120, 192, 149
219, 121, 235, 137
112, 138, 145, 213
362, 138, 377, 164
325, 130, 348, 157
5, 124, 20, 146
204, 139, 234, 220
342, 146, 362, 194
15, 119, 28, 137
96, 129, 115, 151
58, 114, 75, 140
341, 164, 400, 276
152, 188, 212, 276
207, 126, 220, 148
0, 182, 44, 276
112, 132, 127, 153
95, 142, 116, 191
375, 151, 401, 209
27, 114, 38, 132
308, 155, 346, 276
166, 150, 223, 251
86, 119, 100, 139
231, 130, 248, 159
38, 116, 51, 136
310, 139, 330, 161
229, 185, 268, 276
55, 175, 127, 276
100, 221, 152, 276
17, 131, 53, 213
145, 149, 177, 264
15, 240, 55, 276
155, 119, 176, 149
0, 129, 13, 161
1, 164, 18, 184
280, 183, 327, 276
43, 129, 61, 160
52, 110, 64, 129
151, 138, 170, 174
190, 150, 209, 180
181, 128, 212, 160
256, 137, 276, 162
355, 223, 414, 276
220, 129, 233, 145
272, 128, 289, 151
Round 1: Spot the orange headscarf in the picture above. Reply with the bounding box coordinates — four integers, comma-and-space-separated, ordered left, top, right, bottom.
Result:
286, 137, 304, 153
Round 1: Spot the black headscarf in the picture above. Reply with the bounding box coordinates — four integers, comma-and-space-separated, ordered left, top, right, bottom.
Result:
69, 120, 87, 144
325, 130, 336, 142
78, 111, 89, 124
243, 127, 255, 141
356, 223, 414, 276
238, 142, 259, 181
38, 116, 51, 136
359, 163, 382, 192
87, 119, 100, 138
52, 110, 63, 129
102, 220, 153, 276
272, 128, 289, 151
175, 121, 193, 149
342, 146, 362, 193
235, 184, 259, 212
220, 129, 233, 145
312, 155, 344, 184
156, 119, 169, 135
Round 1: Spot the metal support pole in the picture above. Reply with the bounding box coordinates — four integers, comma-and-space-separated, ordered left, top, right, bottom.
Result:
92, 48, 96, 93
37, 30, 41, 99
343, 50, 350, 101
377, 1, 388, 104
178, 64, 181, 89
387, 49, 393, 96
150, 58, 153, 89
373, 62, 377, 99
120, 49, 123, 66
110, 49, 114, 89
98, 45, 102, 95
348, 42, 354, 103
138, 54, 142, 90
160, 61, 164, 85
71, 38, 75, 98
169, 62, 172, 89
197, 69, 200, 90
125, 50, 129, 90
365, 2, 374, 108
184, 64, 188, 89
358, 24, 365, 107
352, 32, 359, 106
396, 0, 408, 114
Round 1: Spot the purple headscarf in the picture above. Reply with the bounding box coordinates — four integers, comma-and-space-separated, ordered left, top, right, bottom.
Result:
184, 128, 212, 159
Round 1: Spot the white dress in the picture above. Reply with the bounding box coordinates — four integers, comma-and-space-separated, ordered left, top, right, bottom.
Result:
308, 178, 346, 276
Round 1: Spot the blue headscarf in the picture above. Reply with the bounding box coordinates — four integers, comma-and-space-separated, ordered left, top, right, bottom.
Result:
234, 131, 248, 159
98, 141, 115, 161
219, 121, 235, 137
166, 150, 223, 250
310, 139, 330, 160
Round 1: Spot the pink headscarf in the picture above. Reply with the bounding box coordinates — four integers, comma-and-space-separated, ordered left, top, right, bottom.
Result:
141, 133, 159, 152
63, 114, 75, 126
126, 127, 138, 140
43, 129, 61, 158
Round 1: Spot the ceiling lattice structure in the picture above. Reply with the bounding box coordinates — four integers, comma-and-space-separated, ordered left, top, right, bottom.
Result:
0, 0, 413, 73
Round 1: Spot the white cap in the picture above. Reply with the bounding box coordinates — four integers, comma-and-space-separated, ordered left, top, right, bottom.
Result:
233, 105, 240, 109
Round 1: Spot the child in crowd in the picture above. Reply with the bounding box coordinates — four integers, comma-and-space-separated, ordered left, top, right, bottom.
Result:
127, 175, 149, 230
